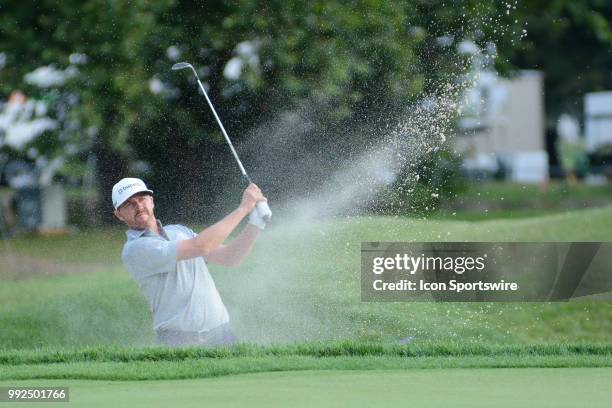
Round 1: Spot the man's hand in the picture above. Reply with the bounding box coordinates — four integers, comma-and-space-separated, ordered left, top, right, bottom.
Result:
178, 183, 267, 262
239, 183, 266, 213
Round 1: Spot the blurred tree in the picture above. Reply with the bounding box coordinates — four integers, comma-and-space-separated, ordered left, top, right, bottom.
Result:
0, 0, 172, 220
131, 0, 429, 220
1, 0, 503, 221
130, 0, 496, 220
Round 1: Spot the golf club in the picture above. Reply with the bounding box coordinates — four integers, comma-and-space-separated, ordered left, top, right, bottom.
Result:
172, 61, 272, 222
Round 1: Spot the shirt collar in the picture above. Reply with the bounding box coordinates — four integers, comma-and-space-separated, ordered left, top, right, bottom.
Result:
126, 219, 168, 241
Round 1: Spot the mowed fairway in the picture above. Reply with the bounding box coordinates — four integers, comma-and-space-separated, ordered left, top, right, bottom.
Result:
1, 368, 611, 408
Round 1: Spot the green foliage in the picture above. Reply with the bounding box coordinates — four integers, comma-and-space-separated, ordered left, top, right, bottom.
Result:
3, 1, 611, 217
1, 0, 506, 220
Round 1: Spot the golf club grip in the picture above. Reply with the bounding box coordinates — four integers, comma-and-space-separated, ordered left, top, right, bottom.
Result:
256, 201, 272, 222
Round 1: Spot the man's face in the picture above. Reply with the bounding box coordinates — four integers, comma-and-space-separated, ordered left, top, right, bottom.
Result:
114, 192, 155, 229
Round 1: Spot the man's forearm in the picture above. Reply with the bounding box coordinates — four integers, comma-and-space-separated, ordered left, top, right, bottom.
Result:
177, 184, 265, 261
194, 206, 249, 253
206, 224, 261, 266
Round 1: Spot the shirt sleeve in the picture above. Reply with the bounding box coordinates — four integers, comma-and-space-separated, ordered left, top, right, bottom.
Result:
183, 225, 198, 238
180, 225, 208, 264
122, 237, 179, 278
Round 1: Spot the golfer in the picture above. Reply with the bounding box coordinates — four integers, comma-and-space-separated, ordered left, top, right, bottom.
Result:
112, 177, 268, 347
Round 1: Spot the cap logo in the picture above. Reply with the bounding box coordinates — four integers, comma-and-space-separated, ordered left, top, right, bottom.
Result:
117, 183, 141, 194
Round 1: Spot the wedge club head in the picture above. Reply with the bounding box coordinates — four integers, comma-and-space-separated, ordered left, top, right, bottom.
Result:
171, 62, 199, 78
171, 62, 193, 71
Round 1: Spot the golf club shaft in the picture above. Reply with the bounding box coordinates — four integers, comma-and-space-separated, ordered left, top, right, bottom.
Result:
190, 75, 271, 221
194, 79, 252, 184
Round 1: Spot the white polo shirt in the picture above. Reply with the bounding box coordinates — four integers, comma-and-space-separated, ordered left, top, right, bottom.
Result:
121, 220, 230, 333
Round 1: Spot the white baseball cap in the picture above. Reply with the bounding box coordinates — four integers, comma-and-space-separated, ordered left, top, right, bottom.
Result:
112, 178, 154, 210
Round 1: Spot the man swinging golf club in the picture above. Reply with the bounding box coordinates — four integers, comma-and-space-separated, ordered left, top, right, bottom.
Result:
113, 177, 268, 347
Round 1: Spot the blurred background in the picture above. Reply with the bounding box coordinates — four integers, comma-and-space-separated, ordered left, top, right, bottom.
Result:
1, 1, 612, 230
1, 1, 612, 349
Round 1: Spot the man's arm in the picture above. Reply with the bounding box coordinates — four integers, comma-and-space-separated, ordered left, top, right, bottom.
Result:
177, 184, 264, 261
205, 224, 261, 266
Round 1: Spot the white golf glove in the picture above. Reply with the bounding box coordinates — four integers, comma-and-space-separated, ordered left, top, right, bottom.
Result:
248, 205, 267, 230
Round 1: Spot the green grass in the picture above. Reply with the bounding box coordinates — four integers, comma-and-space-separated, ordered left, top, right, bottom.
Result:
0, 342, 610, 380
4, 228, 124, 265
3, 342, 610, 365
2, 368, 611, 407
1, 206, 612, 350
0, 269, 154, 348
2, 355, 612, 381
1, 206, 612, 398
439, 181, 612, 220
459, 181, 612, 202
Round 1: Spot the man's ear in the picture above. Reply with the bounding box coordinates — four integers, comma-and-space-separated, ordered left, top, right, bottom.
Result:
114, 209, 124, 222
